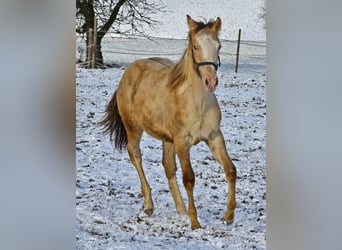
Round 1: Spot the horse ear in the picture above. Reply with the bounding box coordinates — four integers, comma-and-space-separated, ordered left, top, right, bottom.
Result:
211, 17, 222, 33
187, 15, 198, 31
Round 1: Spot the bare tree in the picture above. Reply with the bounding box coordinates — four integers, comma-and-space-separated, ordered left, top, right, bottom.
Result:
76, 0, 164, 68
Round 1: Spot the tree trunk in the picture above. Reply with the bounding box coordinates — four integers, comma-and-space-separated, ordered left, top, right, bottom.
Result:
95, 38, 104, 67
85, 33, 104, 68
79, 0, 128, 68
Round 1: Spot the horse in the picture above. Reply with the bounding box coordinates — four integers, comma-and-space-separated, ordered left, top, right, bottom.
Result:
100, 15, 236, 230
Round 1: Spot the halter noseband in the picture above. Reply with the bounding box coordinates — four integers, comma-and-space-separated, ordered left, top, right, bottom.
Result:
193, 52, 221, 72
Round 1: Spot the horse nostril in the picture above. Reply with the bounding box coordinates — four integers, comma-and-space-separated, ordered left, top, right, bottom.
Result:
215, 77, 218, 86
205, 78, 210, 86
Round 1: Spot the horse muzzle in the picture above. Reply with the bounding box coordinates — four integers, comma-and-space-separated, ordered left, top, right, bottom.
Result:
204, 75, 218, 92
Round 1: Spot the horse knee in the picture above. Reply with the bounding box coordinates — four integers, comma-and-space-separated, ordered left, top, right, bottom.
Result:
225, 162, 236, 181
224, 162, 236, 188
165, 171, 175, 180
183, 169, 195, 190
163, 161, 176, 179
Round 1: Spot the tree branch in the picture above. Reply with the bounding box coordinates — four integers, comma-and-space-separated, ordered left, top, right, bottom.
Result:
98, 0, 128, 40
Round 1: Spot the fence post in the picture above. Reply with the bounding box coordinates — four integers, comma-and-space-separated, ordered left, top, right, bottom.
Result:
87, 28, 93, 68
235, 29, 241, 73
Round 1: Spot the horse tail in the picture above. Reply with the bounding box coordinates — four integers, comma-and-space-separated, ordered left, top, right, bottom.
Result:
99, 91, 128, 151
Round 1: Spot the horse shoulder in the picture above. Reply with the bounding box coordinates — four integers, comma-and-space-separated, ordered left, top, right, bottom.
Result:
200, 94, 222, 136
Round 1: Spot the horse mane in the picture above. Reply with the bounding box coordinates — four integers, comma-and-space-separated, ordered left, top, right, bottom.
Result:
167, 47, 195, 89
168, 18, 217, 89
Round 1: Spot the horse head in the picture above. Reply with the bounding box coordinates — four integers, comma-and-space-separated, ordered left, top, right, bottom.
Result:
187, 15, 222, 92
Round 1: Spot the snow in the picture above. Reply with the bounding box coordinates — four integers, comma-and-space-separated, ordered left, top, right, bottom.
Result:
146, 0, 265, 41
76, 3, 266, 249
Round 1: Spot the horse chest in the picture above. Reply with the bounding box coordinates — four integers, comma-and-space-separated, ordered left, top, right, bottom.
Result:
184, 100, 221, 145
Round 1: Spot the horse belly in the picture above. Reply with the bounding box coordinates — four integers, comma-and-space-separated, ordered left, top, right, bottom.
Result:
136, 90, 172, 141
141, 116, 173, 142
121, 61, 173, 141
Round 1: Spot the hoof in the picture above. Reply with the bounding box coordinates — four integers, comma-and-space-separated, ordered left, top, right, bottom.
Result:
144, 208, 153, 215
191, 223, 202, 230
224, 211, 234, 224
224, 218, 234, 225
191, 220, 201, 230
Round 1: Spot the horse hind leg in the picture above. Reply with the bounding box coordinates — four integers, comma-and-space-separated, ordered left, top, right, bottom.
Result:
162, 141, 186, 214
126, 127, 154, 215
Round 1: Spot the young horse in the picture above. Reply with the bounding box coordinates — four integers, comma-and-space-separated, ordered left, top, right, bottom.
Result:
101, 15, 236, 230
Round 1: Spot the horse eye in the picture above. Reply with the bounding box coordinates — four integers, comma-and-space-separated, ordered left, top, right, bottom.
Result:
193, 45, 200, 50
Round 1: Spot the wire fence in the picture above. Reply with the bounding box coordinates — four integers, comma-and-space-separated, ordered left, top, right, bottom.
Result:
76, 30, 266, 70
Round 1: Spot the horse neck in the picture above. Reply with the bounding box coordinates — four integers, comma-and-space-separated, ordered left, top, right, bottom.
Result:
169, 48, 217, 114
168, 46, 200, 90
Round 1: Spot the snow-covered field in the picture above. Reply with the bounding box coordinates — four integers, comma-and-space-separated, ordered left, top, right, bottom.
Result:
77, 1, 265, 248
147, 0, 266, 41
76, 35, 266, 249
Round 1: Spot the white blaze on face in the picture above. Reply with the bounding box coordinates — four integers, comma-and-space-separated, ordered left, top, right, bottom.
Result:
195, 33, 220, 92
197, 34, 220, 67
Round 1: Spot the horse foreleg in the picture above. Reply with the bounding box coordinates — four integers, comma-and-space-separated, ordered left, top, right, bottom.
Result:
126, 132, 154, 215
162, 141, 186, 214
206, 130, 236, 224
175, 142, 201, 229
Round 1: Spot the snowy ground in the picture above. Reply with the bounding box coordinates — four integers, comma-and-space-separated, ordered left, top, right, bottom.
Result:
76, 37, 266, 249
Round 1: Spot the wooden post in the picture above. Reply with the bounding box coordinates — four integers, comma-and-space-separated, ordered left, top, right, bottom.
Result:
87, 28, 93, 68
92, 18, 97, 68
235, 29, 241, 73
